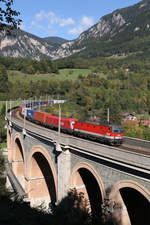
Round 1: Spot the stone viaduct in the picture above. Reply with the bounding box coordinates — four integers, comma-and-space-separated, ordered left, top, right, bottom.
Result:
6, 112, 150, 225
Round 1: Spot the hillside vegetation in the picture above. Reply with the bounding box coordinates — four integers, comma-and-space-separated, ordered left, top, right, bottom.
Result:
0, 55, 150, 117
0, 54, 150, 141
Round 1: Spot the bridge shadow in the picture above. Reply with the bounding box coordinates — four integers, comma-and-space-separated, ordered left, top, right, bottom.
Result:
78, 168, 103, 225
120, 187, 150, 225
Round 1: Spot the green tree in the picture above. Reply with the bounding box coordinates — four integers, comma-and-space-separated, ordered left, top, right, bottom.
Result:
0, 0, 22, 33
51, 189, 91, 225
26, 64, 36, 74
0, 104, 6, 143
101, 98, 122, 124
0, 151, 6, 194
0, 64, 8, 93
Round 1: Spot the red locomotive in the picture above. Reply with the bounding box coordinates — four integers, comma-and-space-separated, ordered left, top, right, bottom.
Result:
19, 104, 124, 146
73, 121, 124, 145
45, 114, 78, 133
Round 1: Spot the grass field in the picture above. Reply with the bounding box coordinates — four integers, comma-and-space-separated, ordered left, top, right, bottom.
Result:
8, 69, 92, 83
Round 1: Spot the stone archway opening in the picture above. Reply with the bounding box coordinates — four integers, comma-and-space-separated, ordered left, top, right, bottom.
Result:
15, 138, 24, 160
7, 128, 12, 162
120, 187, 150, 225
72, 167, 103, 224
28, 152, 56, 208
12, 137, 25, 188
13, 138, 24, 177
7, 129, 11, 148
109, 181, 150, 225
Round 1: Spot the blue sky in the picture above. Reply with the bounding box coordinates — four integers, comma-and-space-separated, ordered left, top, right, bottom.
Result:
13, 0, 141, 40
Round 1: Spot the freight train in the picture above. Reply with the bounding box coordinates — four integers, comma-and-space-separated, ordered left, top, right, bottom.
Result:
19, 101, 124, 146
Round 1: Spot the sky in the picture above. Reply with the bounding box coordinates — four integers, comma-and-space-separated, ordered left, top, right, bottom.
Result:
13, 0, 141, 40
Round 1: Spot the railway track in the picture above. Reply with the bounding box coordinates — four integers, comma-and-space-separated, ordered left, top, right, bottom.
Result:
118, 145, 150, 156
11, 108, 150, 157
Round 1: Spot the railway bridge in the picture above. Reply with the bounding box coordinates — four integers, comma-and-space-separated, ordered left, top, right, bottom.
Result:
6, 110, 150, 225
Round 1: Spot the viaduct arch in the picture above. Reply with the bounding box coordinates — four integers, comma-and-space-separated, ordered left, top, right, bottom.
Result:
7, 127, 12, 162
109, 180, 150, 225
25, 146, 57, 208
12, 134, 25, 188
70, 162, 105, 223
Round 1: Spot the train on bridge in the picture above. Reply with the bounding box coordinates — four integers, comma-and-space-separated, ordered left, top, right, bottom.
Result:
19, 101, 124, 146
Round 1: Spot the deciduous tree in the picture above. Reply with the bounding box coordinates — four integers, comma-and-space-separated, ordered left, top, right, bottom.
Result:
0, 64, 8, 93
0, 0, 21, 33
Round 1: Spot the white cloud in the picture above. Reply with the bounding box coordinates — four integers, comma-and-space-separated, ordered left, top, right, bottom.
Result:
35, 10, 47, 21
33, 10, 74, 27
30, 11, 94, 38
48, 12, 59, 24
69, 16, 94, 35
81, 16, 94, 28
59, 18, 74, 27
35, 10, 58, 24
69, 27, 83, 35
31, 10, 76, 36
31, 20, 58, 36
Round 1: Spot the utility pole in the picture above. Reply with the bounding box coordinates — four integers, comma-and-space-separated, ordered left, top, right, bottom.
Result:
23, 110, 26, 130
58, 103, 61, 134
10, 100, 12, 122
56, 103, 62, 152
5, 100, 8, 120
39, 97, 41, 111
9, 100, 12, 127
107, 108, 109, 123
55, 99, 67, 152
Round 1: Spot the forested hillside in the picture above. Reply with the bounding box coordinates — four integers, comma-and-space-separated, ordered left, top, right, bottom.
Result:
0, 55, 150, 136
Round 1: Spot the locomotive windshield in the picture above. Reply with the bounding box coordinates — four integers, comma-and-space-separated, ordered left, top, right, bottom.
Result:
112, 126, 124, 133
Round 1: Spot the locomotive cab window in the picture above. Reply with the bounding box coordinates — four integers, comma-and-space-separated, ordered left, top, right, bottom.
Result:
113, 129, 119, 133
108, 128, 111, 132
112, 126, 124, 133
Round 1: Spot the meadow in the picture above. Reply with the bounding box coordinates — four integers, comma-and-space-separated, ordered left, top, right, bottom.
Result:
8, 68, 92, 83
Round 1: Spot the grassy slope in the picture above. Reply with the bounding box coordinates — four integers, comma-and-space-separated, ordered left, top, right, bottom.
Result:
8, 69, 91, 83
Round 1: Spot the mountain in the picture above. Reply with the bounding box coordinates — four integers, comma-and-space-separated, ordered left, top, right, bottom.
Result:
0, 28, 58, 59
43, 36, 68, 45
53, 0, 150, 59
1, 0, 150, 59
